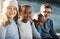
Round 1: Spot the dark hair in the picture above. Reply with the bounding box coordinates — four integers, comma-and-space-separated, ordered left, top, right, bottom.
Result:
13, 11, 18, 24
18, 5, 21, 18
18, 5, 21, 12
21, 5, 31, 11
43, 3, 52, 9
34, 14, 44, 28
38, 14, 44, 20
21, 5, 31, 16
22, 5, 31, 9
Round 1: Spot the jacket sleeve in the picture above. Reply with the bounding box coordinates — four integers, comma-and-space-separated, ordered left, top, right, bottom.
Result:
0, 25, 6, 39
31, 21, 41, 39
49, 20, 59, 39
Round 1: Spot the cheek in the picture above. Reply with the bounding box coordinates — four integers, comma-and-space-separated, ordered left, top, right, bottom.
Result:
6, 12, 10, 16
48, 13, 51, 16
28, 14, 31, 18
44, 13, 48, 17
11, 10, 17, 16
14, 11, 17, 16
22, 14, 26, 18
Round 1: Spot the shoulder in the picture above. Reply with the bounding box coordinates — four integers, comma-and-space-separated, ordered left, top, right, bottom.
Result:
49, 18, 53, 23
47, 18, 53, 23
48, 18, 53, 27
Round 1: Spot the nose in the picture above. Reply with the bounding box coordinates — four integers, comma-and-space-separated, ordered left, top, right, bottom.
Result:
27, 13, 29, 17
11, 9, 15, 14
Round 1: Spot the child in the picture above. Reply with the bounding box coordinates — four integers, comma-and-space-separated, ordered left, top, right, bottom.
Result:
18, 5, 33, 39
40, 3, 59, 39
33, 14, 44, 29
18, 4, 42, 39
0, 0, 19, 39
32, 14, 44, 39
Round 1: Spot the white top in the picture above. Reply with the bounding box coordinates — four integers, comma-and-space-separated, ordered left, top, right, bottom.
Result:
18, 20, 32, 39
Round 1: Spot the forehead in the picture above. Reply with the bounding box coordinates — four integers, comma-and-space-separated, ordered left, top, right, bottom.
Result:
45, 8, 51, 12
24, 8, 32, 12
41, 7, 51, 12
26, 7, 31, 10
7, 5, 16, 8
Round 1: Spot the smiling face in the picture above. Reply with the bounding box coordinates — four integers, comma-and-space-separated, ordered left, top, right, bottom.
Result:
42, 8, 51, 21
40, 4, 52, 21
37, 14, 44, 26
6, 5, 17, 19
38, 17, 44, 26
21, 6, 32, 22
35, 14, 44, 28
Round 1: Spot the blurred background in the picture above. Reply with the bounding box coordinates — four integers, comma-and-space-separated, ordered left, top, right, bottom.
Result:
18, 0, 60, 33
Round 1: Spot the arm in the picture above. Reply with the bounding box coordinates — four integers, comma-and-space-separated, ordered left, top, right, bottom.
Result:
31, 21, 41, 39
0, 25, 6, 39
49, 20, 59, 39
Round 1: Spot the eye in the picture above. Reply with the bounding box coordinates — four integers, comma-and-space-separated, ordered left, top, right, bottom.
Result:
47, 12, 52, 13
13, 8, 17, 10
44, 11, 51, 13
29, 12, 31, 14
7, 7, 11, 10
44, 11, 47, 13
24, 12, 27, 14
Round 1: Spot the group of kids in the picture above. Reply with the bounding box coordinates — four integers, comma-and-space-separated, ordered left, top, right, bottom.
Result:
0, 0, 59, 39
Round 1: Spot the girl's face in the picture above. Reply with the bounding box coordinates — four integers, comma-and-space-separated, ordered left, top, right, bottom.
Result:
6, 5, 17, 19
21, 8, 32, 21
38, 17, 44, 26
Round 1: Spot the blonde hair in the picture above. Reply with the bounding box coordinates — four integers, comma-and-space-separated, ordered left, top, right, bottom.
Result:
2, 14, 10, 26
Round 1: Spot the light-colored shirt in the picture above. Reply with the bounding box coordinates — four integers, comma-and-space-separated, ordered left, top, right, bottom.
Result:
0, 19, 19, 39
18, 20, 32, 39
0, 23, 6, 39
5, 19, 19, 39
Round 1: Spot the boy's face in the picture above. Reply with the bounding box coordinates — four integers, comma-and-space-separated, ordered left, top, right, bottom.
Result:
22, 8, 32, 21
6, 5, 17, 19
41, 8, 52, 21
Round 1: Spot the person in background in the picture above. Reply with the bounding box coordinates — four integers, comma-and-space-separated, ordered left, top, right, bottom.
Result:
33, 14, 44, 28
32, 14, 44, 39
0, 0, 19, 39
40, 3, 59, 39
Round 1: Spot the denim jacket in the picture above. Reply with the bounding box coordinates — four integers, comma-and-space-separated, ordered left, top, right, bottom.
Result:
41, 18, 59, 39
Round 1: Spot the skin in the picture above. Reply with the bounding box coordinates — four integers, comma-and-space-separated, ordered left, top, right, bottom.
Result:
6, 5, 17, 19
3, 5, 17, 26
40, 7, 52, 21
35, 16, 44, 28
21, 7, 32, 23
